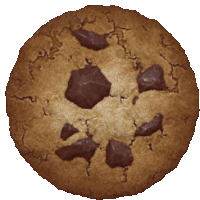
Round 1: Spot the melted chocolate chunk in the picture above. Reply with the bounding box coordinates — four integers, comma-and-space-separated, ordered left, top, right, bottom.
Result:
55, 137, 98, 162
65, 65, 111, 109
106, 140, 133, 168
60, 123, 79, 141
137, 64, 167, 93
72, 29, 109, 50
135, 114, 163, 137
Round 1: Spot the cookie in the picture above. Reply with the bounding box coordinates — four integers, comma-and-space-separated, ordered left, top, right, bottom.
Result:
5, 5, 199, 199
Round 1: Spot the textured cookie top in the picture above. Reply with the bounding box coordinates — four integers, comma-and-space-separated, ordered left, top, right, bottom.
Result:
6, 5, 199, 199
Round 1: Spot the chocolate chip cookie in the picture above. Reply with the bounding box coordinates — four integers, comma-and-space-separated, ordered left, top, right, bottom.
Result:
6, 5, 199, 199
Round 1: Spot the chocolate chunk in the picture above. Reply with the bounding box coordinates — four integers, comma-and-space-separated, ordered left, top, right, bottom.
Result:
137, 64, 167, 93
106, 140, 133, 168
65, 65, 111, 109
135, 113, 163, 137
60, 123, 79, 141
55, 137, 98, 162
72, 29, 109, 50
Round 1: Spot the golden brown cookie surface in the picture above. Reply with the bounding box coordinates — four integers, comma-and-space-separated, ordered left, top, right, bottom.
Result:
6, 5, 199, 199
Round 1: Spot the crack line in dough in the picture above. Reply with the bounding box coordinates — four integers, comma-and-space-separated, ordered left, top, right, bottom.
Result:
159, 53, 187, 93
160, 34, 172, 48
10, 95, 39, 103
159, 53, 187, 69
20, 122, 53, 166
122, 167, 129, 183
105, 13, 136, 60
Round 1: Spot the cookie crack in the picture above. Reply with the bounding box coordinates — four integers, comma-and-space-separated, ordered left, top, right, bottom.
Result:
85, 57, 92, 65
105, 21, 140, 64
17, 122, 36, 156
42, 99, 52, 116
168, 64, 179, 93
10, 95, 39, 103
120, 96, 127, 103
109, 94, 117, 98
122, 167, 129, 183
105, 13, 130, 32
105, 13, 138, 60
132, 96, 139, 105
160, 129, 167, 138
42, 107, 50, 116
160, 34, 172, 48
20, 122, 52, 166
27, 52, 47, 80
86, 161, 91, 176
109, 94, 131, 104
105, 13, 116, 31
129, 138, 135, 147
29, 68, 35, 80
83, 118, 100, 176
159, 53, 186, 93
25, 148, 52, 167
49, 35, 63, 59
21, 123, 29, 147
36, 31, 63, 60
142, 25, 147, 32
68, 55, 72, 62
81, 16, 97, 26
149, 143, 153, 151
37, 153, 52, 166
85, 119, 92, 137
159, 53, 187, 69
133, 119, 138, 128
84, 117, 96, 138
128, 120, 137, 147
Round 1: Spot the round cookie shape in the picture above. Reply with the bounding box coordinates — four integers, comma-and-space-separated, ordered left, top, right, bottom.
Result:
6, 5, 199, 199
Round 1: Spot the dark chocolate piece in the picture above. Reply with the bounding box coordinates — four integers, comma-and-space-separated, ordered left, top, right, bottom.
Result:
135, 113, 163, 137
55, 137, 98, 162
65, 65, 111, 109
137, 64, 167, 93
60, 123, 79, 141
106, 139, 133, 168
72, 29, 109, 50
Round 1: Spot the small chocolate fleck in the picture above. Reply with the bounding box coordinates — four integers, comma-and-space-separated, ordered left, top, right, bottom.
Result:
65, 65, 111, 109
55, 137, 98, 162
137, 64, 167, 93
135, 113, 163, 137
132, 96, 139, 105
60, 123, 79, 141
72, 29, 109, 50
106, 139, 133, 168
